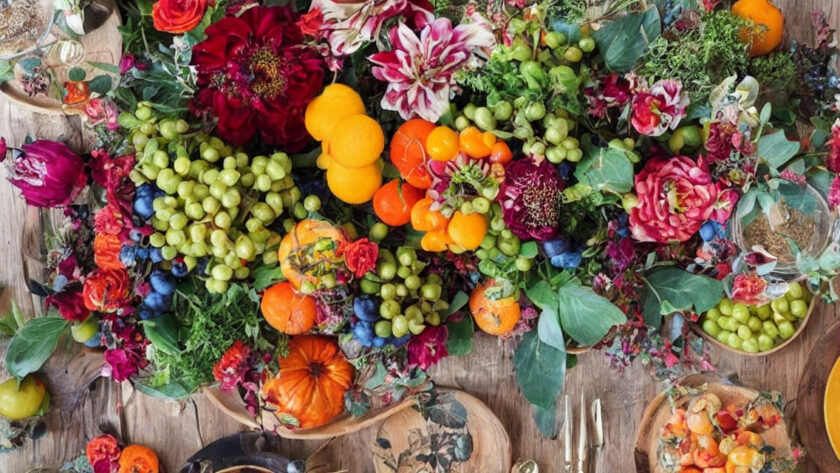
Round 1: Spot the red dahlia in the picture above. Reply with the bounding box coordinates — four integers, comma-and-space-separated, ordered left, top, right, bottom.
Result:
191, 6, 326, 151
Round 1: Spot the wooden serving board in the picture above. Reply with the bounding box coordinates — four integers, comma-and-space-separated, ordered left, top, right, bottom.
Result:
634, 373, 794, 473
0, 0, 121, 115
796, 320, 840, 473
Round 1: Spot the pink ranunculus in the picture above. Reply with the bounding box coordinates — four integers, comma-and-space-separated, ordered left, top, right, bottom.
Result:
731, 271, 768, 306
406, 325, 448, 370
710, 188, 739, 223
3, 140, 87, 208
630, 80, 689, 136
84, 98, 120, 131
339, 238, 379, 278
629, 155, 720, 243
369, 18, 494, 122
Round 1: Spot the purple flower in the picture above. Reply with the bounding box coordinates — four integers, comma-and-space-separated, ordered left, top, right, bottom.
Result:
369, 18, 494, 122
406, 325, 448, 370
499, 157, 564, 241
0, 137, 7, 160
3, 140, 87, 207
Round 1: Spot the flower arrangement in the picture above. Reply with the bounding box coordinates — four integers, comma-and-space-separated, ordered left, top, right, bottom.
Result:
1, 0, 839, 448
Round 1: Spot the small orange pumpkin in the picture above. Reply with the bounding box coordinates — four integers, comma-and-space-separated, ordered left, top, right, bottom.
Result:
277, 219, 348, 291
731, 0, 784, 57
261, 282, 317, 335
261, 335, 354, 429
117, 444, 159, 473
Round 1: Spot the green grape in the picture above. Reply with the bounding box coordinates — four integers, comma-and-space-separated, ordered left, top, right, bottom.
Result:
404, 275, 421, 290
472, 197, 491, 214
214, 211, 232, 229
211, 264, 233, 281
425, 312, 441, 326
265, 192, 284, 214
515, 256, 533, 272
202, 196, 221, 214
251, 156, 268, 175
474, 107, 496, 131
395, 284, 408, 298
563, 46, 583, 62
392, 315, 409, 337
152, 150, 169, 169
262, 251, 278, 265
190, 160, 210, 180
378, 261, 397, 280
223, 156, 237, 170
250, 228, 271, 244
156, 207, 175, 221
421, 284, 441, 300
222, 189, 241, 208
266, 161, 286, 180
234, 235, 256, 260
546, 147, 566, 163
169, 212, 188, 231
578, 37, 596, 53
219, 169, 240, 187
139, 122, 156, 136
185, 202, 205, 220
245, 217, 263, 233
380, 283, 397, 300
149, 232, 166, 247
375, 320, 392, 338
405, 305, 423, 322
380, 300, 400, 319
206, 278, 229, 294
234, 267, 250, 280
397, 265, 412, 279
161, 245, 178, 260
370, 222, 389, 241
360, 278, 381, 294
240, 173, 255, 188
132, 133, 149, 149
235, 152, 249, 169
177, 180, 195, 199
255, 174, 272, 192
454, 115, 470, 131
189, 224, 207, 243
304, 195, 321, 213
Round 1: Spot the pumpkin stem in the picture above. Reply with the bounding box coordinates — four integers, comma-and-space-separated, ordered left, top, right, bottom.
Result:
308, 362, 325, 378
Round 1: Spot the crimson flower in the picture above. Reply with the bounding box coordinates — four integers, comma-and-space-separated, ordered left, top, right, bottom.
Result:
45, 283, 89, 322
2, 140, 86, 207
826, 118, 840, 172
83, 268, 132, 313
369, 18, 494, 122
830, 175, 840, 210
191, 6, 325, 151
406, 325, 448, 370
499, 157, 564, 241
731, 271, 768, 306
630, 80, 688, 136
214, 340, 252, 392
339, 238, 379, 278
84, 98, 120, 131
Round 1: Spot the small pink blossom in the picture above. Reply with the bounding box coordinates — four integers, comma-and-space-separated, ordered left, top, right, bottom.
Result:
825, 118, 840, 172
630, 80, 689, 136
829, 175, 840, 210
0, 137, 6, 160
84, 98, 120, 131
710, 188, 739, 223
780, 169, 807, 186
369, 18, 494, 122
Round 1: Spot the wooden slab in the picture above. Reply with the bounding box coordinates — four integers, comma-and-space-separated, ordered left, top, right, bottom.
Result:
796, 320, 840, 473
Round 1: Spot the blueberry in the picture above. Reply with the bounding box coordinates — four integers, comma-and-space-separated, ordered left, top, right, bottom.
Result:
129, 229, 143, 243
555, 162, 572, 180
390, 335, 411, 347
699, 221, 716, 242
353, 295, 379, 322
52, 274, 68, 292
83, 332, 102, 348
137, 305, 156, 320
352, 323, 374, 346
171, 261, 188, 278
543, 239, 568, 258
150, 247, 163, 263
550, 251, 582, 269
136, 247, 149, 260
144, 291, 171, 312
120, 245, 137, 266
134, 197, 154, 219
372, 336, 386, 348
149, 270, 175, 296
196, 258, 209, 275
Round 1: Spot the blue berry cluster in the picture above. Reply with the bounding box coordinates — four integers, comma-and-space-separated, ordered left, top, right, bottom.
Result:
543, 238, 583, 269
138, 269, 176, 320
351, 296, 410, 348
134, 183, 164, 219
699, 220, 725, 242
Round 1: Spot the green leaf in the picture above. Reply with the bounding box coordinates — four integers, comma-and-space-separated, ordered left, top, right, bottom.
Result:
5, 316, 69, 380
591, 8, 661, 73
533, 403, 557, 438
87, 61, 120, 74
777, 180, 817, 215
757, 130, 800, 169
513, 330, 566, 409
574, 147, 634, 194
143, 313, 181, 356
524, 280, 558, 311
135, 379, 191, 400
536, 308, 565, 352
68, 66, 86, 82
446, 291, 469, 316
252, 264, 286, 291
641, 268, 723, 328
364, 361, 387, 390
556, 280, 625, 346
519, 241, 538, 259
445, 315, 474, 356
88, 75, 112, 95
0, 60, 14, 83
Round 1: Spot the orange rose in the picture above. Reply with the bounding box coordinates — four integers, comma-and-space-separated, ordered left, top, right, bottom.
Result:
94, 234, 125, 270
83, 268, 131, 313
152, 0, 208, 34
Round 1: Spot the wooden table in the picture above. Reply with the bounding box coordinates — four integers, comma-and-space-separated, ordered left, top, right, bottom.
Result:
2, 2, 839, 471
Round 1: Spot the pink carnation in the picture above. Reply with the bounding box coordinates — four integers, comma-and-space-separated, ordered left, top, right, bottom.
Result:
2, 140, 87, 208
630, 80, 689, 136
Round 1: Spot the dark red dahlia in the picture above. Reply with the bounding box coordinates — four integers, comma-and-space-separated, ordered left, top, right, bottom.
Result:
499, 157, 564, 241
191, 6, 326, 151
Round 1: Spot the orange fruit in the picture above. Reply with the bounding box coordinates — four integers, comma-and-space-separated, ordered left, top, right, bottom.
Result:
731, 0, 783, 57
261, 282, 318, 335
329, 114, 385, 168
420, 230, 453, 252
425, 126, 460, 162
488, 141, 513, 165
447, 211, 487, 250
410, 198, 449, 232
373, 179, 425, 227
459, 127, 493, 159
305, 84, 366, 141
278, 220, 348, 291
326, 161, 382, 204
469, 279, 521, 335
390, 119, 436, 189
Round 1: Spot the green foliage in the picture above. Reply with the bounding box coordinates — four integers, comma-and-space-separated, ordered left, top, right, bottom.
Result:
5, 311, 69, 380
641, 268, 724, 328
591, 8, 661, 73
749, 52, 797, 92
574, 146, 635, 194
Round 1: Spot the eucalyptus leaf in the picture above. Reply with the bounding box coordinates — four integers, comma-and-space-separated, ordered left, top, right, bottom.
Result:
777, 180, 816, 214
641, 268, 723, 328
88, 75, 112, 95
537, 308, 565, 351
591, 8, 661, 73
364, 361, 387, 390
5, 316, 69, 380
513, 330, 566, 409
135, 379, 191, 400
533, 403, 557, 438
556, 280, 625, 346
757, 131, 800, 169
447, 291, 469, 316
445, 315, 474, 356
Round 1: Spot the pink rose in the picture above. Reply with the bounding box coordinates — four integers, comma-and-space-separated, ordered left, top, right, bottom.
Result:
406, 325, 448, 370
631, 80, 689, 136
84, 98, 120, 131
629, 156, 720, 243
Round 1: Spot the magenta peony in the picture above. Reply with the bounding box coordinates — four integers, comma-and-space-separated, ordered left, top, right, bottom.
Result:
191, 6, 325, 151
369, 18, 494, 122
630, 80, 689, 136
499, 157, 564, 241
2, 140, 87, 207
629, 155, 723, 243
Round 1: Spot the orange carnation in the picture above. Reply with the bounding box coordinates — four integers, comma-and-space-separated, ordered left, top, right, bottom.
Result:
152, 0, 208, 34
83, 268, 131, 313
94, 234, 125, 270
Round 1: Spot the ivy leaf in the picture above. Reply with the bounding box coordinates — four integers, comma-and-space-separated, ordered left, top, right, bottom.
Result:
68, 66, 86, 82
445, 315, 474, 356
5, 316, 69, 380
757, 130, 800, 170
513, 330, 566, 410
556, 279, 625, 346
642, 268, 723, 328
591, 8, 661, 73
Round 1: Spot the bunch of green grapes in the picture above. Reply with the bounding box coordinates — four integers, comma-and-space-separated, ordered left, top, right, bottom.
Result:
473, 203, 535, 272
359, 247, 450, 338
124, 104, 307, 293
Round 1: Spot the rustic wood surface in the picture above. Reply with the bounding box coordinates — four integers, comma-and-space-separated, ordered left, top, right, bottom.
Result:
1, 1, 839, 472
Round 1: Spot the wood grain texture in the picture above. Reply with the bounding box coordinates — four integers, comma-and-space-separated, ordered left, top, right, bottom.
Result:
1, 1, 839, 472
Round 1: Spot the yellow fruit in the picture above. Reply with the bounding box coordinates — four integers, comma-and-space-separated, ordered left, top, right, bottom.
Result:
326, 161, 382, 204
304, 84, 366, 141
731, 0, 784, 57
329, 115, 385, 168
316, 152, 332, 170
0, 375, 48, 420
447, 211, 487, 250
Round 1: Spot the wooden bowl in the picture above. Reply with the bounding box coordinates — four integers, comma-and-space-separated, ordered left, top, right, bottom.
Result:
204, 385, 417, 440
634, 373, 795, 473
372, 387, 512, 473
693, 294, 817, 357
796, 319, 840, 472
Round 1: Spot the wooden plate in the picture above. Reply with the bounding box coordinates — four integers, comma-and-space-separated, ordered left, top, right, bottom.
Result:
634, 373, 795, 473
694, 294, 817, 357
372, 388, 512, 473
796, 319, 840, 472
204, 385, 417, 440
0, 0, 121, 115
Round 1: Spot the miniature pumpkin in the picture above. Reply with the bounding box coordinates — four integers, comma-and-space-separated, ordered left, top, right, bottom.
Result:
389, 118, 436, 189
261, 282, 317, 335
117, 444, 160, 473
731, 0, 784, 57
261, 335, 354, 429
277, 219, 348, 291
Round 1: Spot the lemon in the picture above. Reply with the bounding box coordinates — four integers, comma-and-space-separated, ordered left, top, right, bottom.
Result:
0, 375, 48, 420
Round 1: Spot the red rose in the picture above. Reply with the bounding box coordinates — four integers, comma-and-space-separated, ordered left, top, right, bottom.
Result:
340, 238, 379, 278
152, 0, 208, 34
83, 268, 131, 313
86, 434, 121, 466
